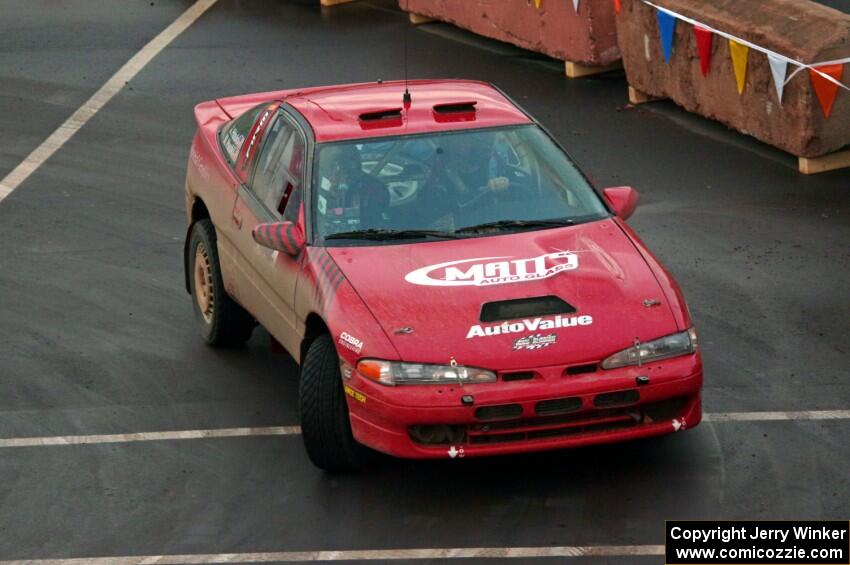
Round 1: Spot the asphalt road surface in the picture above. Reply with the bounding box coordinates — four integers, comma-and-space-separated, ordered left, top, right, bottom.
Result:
1, 1, 848, 563
816, 0, 850, 13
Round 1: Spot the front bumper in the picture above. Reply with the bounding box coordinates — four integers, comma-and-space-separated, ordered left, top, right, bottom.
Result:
345, 353, 702, 459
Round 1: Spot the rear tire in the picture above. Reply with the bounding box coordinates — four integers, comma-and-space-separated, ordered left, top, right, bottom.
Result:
188, 219, 255, 346
299, 334, 369, 471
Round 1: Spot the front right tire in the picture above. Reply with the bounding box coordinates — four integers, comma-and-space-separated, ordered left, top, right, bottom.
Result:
299, 334, 369, 471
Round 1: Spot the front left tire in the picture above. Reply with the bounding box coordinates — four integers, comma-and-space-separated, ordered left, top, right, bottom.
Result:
299, 334, 370, 471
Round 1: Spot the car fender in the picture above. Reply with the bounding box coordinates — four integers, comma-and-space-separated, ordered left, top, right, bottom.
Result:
614, 218, 693, 330
296, 247, 400, 367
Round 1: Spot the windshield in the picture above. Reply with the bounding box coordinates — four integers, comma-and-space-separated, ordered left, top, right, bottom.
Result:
311, 125, 609, 244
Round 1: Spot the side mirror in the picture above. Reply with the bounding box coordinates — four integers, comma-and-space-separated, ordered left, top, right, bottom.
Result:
603, 186, 639, 220
252, 221, 305, 256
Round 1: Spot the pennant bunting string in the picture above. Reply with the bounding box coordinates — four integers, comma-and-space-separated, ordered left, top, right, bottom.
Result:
810, 65, 844, 118
767, 53, 789, 103
641, 0, 850, 92
656, 10, 677, 63
728, 40, 750, 94
786, 58, 849, 90
693, 26, 713, 77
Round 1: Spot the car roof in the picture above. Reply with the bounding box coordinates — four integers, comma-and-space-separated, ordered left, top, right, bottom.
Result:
282, 79, 533, 142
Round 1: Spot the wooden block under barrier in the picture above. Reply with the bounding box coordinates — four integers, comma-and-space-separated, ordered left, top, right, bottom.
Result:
320, 0, 357, 6
799, 149, 850, 174
565, 60, 623, 79
628, 86, 660, 105
409, 13, 435, 24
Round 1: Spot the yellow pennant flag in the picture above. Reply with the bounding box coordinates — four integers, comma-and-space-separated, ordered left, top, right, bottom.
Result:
728, 40, 749, 94
534, 0, 541, 7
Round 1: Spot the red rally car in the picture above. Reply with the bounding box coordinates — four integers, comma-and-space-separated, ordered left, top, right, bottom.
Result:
184, 79, 702, 470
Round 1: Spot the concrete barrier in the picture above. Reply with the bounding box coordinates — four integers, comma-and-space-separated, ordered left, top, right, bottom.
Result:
399, 0, 622, 78
616, 0, 850, 173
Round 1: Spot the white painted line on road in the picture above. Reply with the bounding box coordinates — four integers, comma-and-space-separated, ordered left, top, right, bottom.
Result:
0, 426, 301, 448
1, 409, 848, 449
0, 0, 218, 204
0, 544, 665, 564
704, 409, 850, 422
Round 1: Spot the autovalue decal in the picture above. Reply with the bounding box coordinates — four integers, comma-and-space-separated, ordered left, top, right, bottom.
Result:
467, 314, 593, 339
405, 251, 578, 287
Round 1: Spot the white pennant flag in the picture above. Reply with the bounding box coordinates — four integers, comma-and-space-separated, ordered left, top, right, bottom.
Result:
572, 0, 579, 12
767, 53, 789, 103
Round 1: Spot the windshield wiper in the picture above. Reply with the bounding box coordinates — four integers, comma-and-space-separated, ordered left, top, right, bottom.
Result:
454, 218, 577, 234
324, 228, 460, 241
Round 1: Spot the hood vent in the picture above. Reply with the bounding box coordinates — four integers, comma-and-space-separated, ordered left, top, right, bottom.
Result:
358, 108, 404, 130
359, 107, 402, 121
433, 100, 477, 123
479, 295, 576, 323
433, 100, 477, 114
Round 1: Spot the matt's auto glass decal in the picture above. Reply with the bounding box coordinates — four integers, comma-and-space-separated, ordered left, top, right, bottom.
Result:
405, 251, 578, 287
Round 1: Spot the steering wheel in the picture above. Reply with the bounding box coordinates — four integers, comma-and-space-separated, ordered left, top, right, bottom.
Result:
381, 159, 432, 206
502, 164, 538, 197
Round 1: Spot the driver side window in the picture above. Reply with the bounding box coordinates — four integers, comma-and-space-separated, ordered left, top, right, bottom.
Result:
250, 114, 306, 220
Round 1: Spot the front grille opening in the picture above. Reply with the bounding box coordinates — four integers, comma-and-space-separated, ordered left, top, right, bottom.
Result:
535, 397, 582, 416
470, 418, 637, 444
475, 404, 523, 421
594, 389, 640, 408
479, 295, 576, 323
465, 396, 692, 446
643, 396, 688, 421
502, 371, 535, 382
409, 424, 466, 445
565, 363, 597, 376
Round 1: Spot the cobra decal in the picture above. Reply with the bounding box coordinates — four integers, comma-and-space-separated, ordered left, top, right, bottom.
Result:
338, 331, 363, 354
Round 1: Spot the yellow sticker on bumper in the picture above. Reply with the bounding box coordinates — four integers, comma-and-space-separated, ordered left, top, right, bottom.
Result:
344, 385, 366, 403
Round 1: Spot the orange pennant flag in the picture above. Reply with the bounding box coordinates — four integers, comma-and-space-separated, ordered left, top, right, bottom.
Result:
809, 64, 844, 118
728, 40, 749, 94
534, 0, 541, 8
614, 0, 622, 14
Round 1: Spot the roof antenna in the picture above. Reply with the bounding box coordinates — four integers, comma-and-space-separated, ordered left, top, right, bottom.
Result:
403, 0, 412, 107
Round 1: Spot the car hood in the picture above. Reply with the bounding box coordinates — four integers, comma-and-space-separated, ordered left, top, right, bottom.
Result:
326, 220, 679, 370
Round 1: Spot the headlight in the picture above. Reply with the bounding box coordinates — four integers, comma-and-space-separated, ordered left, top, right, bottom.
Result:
601, 328, 698, 370
356, 359, 497, 386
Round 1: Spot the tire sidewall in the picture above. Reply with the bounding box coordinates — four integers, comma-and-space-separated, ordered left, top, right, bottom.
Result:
299, 334, 368, 471
188, 220, 220, 343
